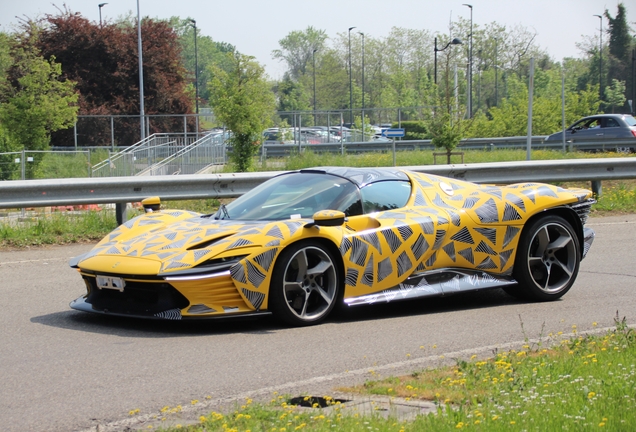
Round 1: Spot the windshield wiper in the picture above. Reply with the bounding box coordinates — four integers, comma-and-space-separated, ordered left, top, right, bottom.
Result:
213, 203, 230, 220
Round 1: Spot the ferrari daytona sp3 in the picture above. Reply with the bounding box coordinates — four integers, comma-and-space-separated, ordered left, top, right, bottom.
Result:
69, 167, 596, 326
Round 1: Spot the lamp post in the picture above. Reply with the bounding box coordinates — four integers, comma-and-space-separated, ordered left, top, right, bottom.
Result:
494, 37, 498, 107
188, 19, 199, 115
594, 14, 603, 104
434, 37, 463, 84
98, 3, 107, 27
136, 0, 145, 140
312, 48, 317, 124
348, 26, 356, 125
463, 3, 473, 118
359, 32, 365, 140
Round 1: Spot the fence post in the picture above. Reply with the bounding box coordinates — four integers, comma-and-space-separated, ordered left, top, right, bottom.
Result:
111, 116, 115, 151
115, 203, 127, 225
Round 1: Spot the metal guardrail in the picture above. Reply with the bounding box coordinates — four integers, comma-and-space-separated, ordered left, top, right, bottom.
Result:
2, 158, 636, 212
260, 136, 636, 157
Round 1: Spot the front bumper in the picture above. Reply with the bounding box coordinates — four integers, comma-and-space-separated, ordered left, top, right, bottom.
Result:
70, 296, 271, 321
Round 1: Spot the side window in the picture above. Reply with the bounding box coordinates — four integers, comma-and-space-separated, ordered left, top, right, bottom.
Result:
360, 181, 411, 213
604, 118, 619, 128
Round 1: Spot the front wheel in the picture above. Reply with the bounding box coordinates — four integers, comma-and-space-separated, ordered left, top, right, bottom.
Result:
508, 215, 581, 301
269, 242, 342, 326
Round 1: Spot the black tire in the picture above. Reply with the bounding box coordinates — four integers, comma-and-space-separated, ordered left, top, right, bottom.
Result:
269, 241, 342, 326
508, 215, 581, 301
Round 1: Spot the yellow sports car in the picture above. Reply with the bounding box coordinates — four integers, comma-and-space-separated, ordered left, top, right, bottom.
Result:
69, 167, 595, 326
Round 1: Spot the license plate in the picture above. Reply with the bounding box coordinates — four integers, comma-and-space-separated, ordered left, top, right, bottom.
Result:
96, 275, 126, 292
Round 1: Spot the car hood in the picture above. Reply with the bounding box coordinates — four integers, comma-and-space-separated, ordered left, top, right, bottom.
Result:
72, 210, 307, 275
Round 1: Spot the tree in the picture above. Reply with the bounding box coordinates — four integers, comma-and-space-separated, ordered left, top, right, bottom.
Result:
208, 52, 276, 172
171, 17, 236, 106
272, 27, 328, 81
29, 8, 193, 146
605, 79, 627, 112
0, 30, 77, 178
604, 4, 634, 112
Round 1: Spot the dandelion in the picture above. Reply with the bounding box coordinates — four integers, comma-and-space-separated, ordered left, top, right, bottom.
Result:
191, 399, 198, 405
128, 409, 140, 416
455, 421, 464, 428
588, 392, 596, 398
599, 422, 606, 427
199, 416, 207, 422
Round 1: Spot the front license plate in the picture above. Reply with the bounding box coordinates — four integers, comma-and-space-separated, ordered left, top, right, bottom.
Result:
96, 275, 126, 291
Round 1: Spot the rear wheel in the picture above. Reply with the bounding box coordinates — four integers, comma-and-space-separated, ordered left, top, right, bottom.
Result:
508, 215, 580, 301
269, 241, 341, 326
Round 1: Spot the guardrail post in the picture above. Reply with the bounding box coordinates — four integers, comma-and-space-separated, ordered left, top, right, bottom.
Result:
115, 203, 127, 225
592, 180, 602, 197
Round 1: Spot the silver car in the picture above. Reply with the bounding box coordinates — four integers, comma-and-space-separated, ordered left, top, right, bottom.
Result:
545, 114, 636, 152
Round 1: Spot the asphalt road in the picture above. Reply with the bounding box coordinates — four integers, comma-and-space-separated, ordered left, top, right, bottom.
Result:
1, 214, 635, 432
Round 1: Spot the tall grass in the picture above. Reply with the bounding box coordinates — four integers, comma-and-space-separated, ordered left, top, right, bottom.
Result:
0, 210, 118, 247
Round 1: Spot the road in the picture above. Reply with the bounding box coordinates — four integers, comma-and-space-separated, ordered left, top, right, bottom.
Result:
1, 214, 635, 432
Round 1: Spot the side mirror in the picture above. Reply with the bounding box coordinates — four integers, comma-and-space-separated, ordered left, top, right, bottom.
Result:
141, 196, 161, 213
305, 210, 346, 228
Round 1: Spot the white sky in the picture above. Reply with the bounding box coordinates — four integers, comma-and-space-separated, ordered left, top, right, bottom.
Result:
0, 0, 629, 79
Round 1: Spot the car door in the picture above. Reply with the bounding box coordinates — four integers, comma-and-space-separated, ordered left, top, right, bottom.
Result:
600, 117, 621, 139
569, 117, 603, 141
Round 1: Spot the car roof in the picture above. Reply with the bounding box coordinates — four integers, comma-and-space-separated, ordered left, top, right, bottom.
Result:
579, 113, 634, 120
296, 167, 410, 187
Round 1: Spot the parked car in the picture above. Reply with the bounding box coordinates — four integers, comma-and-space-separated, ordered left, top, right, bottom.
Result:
69, 167, 595, 326
544, 114, 636, 152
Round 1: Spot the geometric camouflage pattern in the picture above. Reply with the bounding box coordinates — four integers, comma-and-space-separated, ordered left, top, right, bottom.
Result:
73, 169, 593, 319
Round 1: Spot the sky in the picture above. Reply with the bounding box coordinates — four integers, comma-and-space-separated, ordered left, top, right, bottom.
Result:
0, 0, 630, 79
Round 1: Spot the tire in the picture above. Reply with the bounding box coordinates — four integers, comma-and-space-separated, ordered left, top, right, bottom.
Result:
269, 241, 342, 326
508, 215, 581, 301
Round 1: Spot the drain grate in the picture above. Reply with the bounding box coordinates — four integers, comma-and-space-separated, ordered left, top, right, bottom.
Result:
288, 396, 351, 408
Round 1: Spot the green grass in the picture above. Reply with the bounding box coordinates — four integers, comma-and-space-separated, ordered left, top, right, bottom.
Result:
246, 148, 634, 172
0, 209, 118, 247
138, 316, 635, 431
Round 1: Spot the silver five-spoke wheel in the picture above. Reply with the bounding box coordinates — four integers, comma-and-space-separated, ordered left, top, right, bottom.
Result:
270, 242, 341, 326
510, 215, 581, 301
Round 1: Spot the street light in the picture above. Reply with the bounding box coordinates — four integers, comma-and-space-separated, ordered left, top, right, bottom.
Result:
494, 37, 498, 107
348, 26, 356, 124
188, 19, 199, 115
594, 14, 603, 104
463, 3, 473, 118
434, 37, 462, 85
98, 3, 107, 27
312, 48, 318, 124
359, 32, 365, 140
136, 0, 145, 140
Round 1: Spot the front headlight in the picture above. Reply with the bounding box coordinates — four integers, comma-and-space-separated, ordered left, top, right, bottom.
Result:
158, 255, 247, 279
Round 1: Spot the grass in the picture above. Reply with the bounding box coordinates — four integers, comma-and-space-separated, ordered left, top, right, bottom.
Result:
250, 147, 634, 172
131, 315, 635, 431
0, 148, 635, 248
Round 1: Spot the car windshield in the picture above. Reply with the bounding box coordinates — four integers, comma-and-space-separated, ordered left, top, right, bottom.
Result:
217, 172, 362, 221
